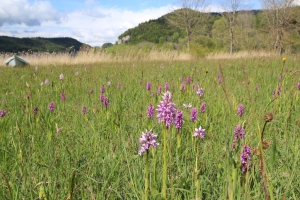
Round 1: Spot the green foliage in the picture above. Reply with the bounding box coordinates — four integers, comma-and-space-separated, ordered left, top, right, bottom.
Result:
189, 42, 210, 58
118, 15, 183, 44
102, 43, 113, 48
159, 36, 166, 44
117, 7, 300, 55
172, 32, 180, 43
105, 42, 156, 58
0, 58, 300, 199
195, 36, 216, 49
0, 36, 85, 53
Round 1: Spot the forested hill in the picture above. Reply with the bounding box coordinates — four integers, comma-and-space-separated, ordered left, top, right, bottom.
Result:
118, 14, 183, 44
118, 7, 300, 54
0, 36, 87, 53
118, 11, 221, 45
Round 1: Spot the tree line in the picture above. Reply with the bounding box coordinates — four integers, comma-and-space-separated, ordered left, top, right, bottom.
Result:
0, 36, 85, 53
118, 0, 300, 55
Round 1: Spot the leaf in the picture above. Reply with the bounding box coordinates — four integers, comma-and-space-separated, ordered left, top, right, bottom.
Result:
39, 185, 47, 200
150, 187, 159, 197
270, 133, 276, 170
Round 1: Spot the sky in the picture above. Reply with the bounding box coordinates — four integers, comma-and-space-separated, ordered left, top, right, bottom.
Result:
0, 0, 297, 47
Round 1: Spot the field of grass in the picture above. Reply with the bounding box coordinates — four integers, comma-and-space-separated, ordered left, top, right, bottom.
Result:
0, 56, 299, 199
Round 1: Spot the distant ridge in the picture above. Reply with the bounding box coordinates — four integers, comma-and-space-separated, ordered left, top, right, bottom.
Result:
117, 8, 300, 54
0, 36, 89, 53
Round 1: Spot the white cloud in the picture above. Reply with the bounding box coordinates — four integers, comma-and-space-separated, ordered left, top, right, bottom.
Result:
0, 0, 237, 47
0, 0, 60, 26
294, 0, 300, 5
1, 4, 172, 46
203, 5, 224, 13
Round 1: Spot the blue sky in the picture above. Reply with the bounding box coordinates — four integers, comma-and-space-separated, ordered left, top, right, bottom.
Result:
0, 0, 277, 46
47, 0, 177, 11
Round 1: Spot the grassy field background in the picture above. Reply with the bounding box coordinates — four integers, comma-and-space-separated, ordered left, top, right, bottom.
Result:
0, 54, 299, 199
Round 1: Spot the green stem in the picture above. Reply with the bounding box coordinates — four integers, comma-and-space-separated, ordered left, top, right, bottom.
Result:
177, 129, 181, 149
145, 151, 149, 200
195, 139, 199, 199
162, 127, 167, 199
259, 122, 271, 200
261, 122, 267, 141
231, 163, 237, 200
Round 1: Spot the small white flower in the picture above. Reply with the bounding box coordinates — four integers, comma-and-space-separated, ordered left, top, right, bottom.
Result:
196, 88, 204, 97
193, 126, 206, 139
183, 103, 192, 108
162, 91, 172, 101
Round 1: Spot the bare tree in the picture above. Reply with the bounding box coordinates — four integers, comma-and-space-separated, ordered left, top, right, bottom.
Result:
219, 0, 249, 55
235, 11, 258, 50
261, 0, 297, 54
165, 0, 207, 52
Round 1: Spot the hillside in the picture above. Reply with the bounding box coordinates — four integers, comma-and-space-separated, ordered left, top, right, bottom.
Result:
118, 7, 300, 54
118, 11, 221, 45
0, 36, 88, 53
118, 14, 184, 44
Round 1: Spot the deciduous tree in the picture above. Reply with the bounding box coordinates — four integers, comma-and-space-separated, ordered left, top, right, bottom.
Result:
260, 0, 298, 54
165, 0, 207, 52
218, 0, 249, 55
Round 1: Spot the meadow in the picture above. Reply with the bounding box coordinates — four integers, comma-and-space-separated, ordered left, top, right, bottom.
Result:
0, 54, 299, 199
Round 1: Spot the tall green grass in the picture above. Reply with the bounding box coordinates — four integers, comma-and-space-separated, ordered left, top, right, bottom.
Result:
0, 58, 299, 199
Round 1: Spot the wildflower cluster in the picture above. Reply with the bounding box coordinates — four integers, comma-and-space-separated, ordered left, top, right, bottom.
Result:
181, 83, 185, 92
232, 104, 252, 175
186, 76, 191, 84
33, 107, 38, 114
146, 105, 155, 118
174, 110, 184, 129
237, 104, 245, 117
100, 94, 109, 108
190, 108, 197, 122
100, 85, 105, 93
138, 129, 159, 156
49, 102, 55, 112
217, 74, 221, 84
200, 102, 206, 114
156, 91, 177, 128
60, 93, 66, 102
234, 124, 245, 140
157, 86, 162, 95
0, 109, 7, 117
232, 124, 245, 149
240, 146, 251, 173
82, 106, 87, 115
165, 82, 169, 91
146, 82, 151, 91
